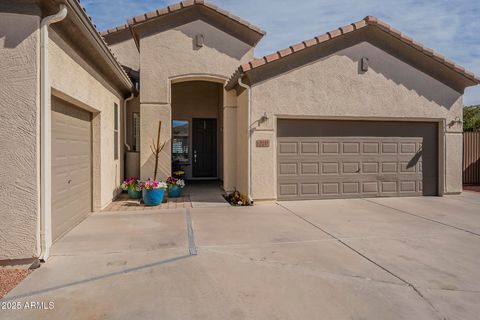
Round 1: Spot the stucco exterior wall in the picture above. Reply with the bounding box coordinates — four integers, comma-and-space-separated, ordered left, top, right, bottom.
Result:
222, 90, 238, 192
248, 42, 463, 200
49, 30, 124, 209
0, 13, 40, 260
104, 30, 139, 70
138, 18, 254, 180
235, 89, 249, 196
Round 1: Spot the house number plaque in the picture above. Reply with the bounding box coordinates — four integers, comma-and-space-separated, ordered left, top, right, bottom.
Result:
256, 139, 270, 148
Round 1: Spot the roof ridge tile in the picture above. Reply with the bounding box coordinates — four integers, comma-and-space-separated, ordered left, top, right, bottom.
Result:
101, 0, 265, 37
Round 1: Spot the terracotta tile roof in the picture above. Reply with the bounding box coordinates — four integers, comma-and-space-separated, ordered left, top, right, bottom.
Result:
67, 0, 133, 91
233, 16, 479, 85
100, 0, 266, 37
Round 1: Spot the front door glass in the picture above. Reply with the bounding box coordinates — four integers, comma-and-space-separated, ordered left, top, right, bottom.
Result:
172, 120, 189, 166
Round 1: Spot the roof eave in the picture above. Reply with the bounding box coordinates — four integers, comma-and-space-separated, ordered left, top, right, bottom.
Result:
66, 0, 134, 93
101, 0, 266, 43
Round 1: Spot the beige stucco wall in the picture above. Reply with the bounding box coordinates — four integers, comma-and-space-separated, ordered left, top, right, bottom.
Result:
140, 103, 171, 179
49, 29, 125, 210
0, 12, 40, 260
247, 41, 463, 200
222, 90, 238, 192
235, 89, 249, 196
104, 30, 139, 70
138, 18, 254, 180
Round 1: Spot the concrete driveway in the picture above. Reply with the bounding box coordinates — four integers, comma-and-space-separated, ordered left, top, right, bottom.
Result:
2, 193, 480, 320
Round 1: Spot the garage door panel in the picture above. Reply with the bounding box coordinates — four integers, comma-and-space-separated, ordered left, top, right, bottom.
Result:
301, 183, 319, 196
278, 142, 298, 155
322, 162, 339, 174
342, 142, 360, 154
300, 142, 319, 155
362, 181, 379, 193
277, 120, 438, 200
322, 142, 340, 154
52, 97, 92, 242
279, 183, 298, 196
300, 162, 319, 175
343, 162, 360, 174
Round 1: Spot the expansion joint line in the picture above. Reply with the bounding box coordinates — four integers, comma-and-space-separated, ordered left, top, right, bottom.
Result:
185, 208, 197, 256
363, 199, 480, 238
276, 202, 445, 320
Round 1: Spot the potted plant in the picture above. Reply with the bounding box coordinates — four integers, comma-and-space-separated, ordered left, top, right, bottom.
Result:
140, 178, 167, 206
121, 177, 141, 199
167, 176, 185, 198
172, 170, 185, 180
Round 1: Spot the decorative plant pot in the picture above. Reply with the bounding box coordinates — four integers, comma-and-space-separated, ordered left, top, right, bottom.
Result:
128, 188, 142, 199
142, 188, 165, 206
168, 185, 182, 198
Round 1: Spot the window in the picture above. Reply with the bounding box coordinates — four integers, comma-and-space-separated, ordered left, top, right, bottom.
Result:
132, 112, 140, 152
172, 120, 189, 164
114, 103, 119, 160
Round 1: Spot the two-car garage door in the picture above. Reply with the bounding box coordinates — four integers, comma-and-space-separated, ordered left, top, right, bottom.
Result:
51, 97, 92, 241
277, 120, 438, 200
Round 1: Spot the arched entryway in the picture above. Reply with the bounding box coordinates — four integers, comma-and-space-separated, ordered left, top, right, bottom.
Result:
171, 80, 224, 181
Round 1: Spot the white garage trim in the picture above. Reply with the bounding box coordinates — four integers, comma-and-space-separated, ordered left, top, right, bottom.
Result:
39, 5, 68, 261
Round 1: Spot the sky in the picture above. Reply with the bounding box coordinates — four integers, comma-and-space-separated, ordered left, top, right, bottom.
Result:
83, 0, 480, 105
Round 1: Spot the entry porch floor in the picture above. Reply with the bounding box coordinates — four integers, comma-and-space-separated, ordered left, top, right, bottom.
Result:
103, 180, 229, 212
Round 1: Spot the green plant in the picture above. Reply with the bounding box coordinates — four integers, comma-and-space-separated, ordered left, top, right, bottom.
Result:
121, 177, 140, 191
464, 105, 480, 132
224, 191, 250, 206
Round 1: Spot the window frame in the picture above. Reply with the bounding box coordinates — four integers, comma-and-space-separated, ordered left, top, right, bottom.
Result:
132, 112, 140, 152
114, 103, 119, 160
171, 120, 190, 164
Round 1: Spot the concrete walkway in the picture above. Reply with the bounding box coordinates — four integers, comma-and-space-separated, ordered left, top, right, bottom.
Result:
2, 194, 480, 319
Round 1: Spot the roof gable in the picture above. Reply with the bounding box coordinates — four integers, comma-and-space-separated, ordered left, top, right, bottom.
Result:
227, 16, 479, 91
101, 0, 265, 47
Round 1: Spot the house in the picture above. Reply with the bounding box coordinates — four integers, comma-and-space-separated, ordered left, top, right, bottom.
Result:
0, 0, 478, 266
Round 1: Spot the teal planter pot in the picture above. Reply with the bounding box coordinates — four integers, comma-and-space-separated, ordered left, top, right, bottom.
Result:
142, 188, 165, 206
128, 188, 142, 199
168, 185, 182, 198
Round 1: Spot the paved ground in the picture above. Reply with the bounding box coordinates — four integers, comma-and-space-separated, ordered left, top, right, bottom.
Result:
2, 193, 480, 319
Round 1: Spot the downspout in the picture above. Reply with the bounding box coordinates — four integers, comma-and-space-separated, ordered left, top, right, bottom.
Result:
124, 93, 135, 151
237, 76, 253, 204
39, 4, 68, 261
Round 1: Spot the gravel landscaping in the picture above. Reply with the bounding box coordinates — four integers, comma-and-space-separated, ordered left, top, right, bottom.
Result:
0, 269, 32, 298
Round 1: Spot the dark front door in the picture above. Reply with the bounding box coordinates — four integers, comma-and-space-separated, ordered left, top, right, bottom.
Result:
193, 118, 217, 177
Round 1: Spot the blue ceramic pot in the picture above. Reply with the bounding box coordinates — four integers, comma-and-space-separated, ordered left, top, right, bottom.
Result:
168, 185, 182, 198
128, 188, 142, 199
142, 188, 165, 206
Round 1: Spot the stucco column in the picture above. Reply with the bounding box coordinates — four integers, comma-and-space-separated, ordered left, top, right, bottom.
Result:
140, 103, 171, 180
250, 102, 276, 200
0, 12, 40, 260
444, 116, 463, 194
223, 105, 237, 192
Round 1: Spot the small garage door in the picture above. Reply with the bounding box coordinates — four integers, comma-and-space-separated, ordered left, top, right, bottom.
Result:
51, 97, 92, 241
277, 120, 438, 200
